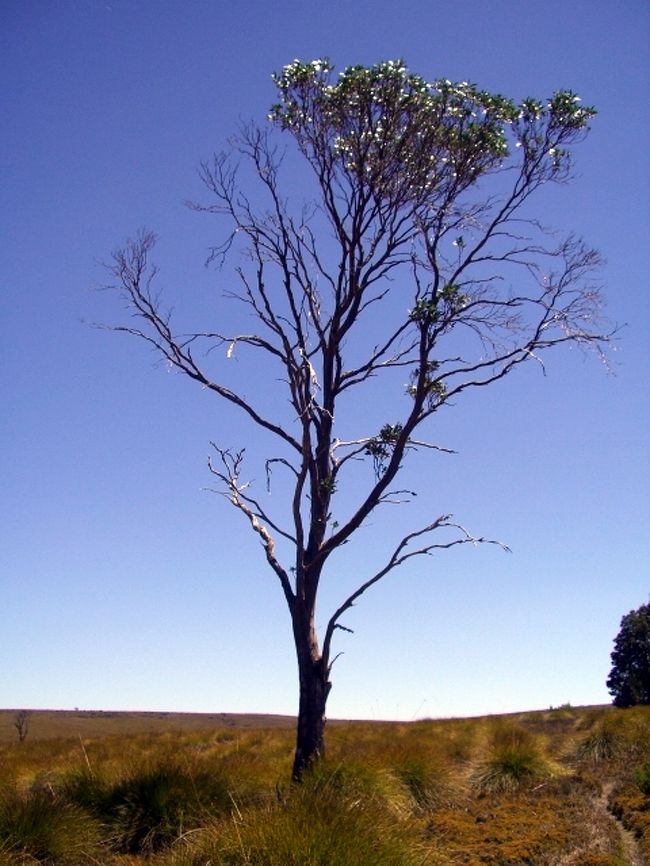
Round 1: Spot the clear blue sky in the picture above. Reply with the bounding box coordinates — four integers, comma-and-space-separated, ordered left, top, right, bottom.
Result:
2, 0, 648, 721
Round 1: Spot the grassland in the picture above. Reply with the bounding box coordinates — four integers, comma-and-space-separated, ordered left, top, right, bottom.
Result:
0, 705, 648, 865
0, 710, 297, 744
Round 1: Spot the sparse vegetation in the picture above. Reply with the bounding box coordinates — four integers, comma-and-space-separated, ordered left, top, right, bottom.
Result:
0, 705, 648, 865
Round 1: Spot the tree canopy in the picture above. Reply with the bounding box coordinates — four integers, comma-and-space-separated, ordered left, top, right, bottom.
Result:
607, 601, 650, 708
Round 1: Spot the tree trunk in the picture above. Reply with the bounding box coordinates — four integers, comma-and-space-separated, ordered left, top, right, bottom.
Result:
292, 610, 331, 780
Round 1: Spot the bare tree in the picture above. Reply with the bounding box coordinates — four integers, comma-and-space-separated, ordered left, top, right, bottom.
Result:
106, 60, 610, 779
14, 710, 30, 743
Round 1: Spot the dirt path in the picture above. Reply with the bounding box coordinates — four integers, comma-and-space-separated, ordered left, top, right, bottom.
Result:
600, 782, 645, 866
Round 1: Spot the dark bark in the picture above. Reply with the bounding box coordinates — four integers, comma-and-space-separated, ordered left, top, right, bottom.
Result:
292, 607, 331, 780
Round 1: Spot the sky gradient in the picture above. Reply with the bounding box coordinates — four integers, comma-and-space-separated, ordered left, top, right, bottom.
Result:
2, 0, 648, 721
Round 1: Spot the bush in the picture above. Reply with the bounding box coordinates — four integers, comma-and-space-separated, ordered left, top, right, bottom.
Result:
607, 601, 650, 708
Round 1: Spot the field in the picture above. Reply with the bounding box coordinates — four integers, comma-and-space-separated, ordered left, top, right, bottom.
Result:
1, 705, 648, 865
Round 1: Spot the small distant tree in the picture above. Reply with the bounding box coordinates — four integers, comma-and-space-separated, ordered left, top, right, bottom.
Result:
107, 59, 610, 779
607, 601, 650, 708
14, 710, 30, 743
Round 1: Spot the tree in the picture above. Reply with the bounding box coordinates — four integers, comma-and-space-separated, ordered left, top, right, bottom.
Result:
14, 710, 30, 743
107, 59, 610, 779
607, 601, 650, 708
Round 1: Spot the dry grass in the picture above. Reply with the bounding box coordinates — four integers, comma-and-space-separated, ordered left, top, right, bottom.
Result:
0, 710, 297, 744
1, 705, 648, 865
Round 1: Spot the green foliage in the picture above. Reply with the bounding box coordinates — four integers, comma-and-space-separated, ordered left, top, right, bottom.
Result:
409, 298, 441, 324
318, 475, 337, 494
269, 58, 595, 211
607, 600, 650, 707
365, 423, 403, 475
405, 360, 447, 407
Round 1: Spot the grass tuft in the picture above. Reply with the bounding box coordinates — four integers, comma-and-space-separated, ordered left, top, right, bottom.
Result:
170, 765, 431, 866
0, 785, 102, 865
576, 719, 622, 763
472, 721, 550, 793
89, 761, 233, 854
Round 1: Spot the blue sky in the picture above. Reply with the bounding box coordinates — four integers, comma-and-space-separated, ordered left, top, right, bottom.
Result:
1, 0, 648, 721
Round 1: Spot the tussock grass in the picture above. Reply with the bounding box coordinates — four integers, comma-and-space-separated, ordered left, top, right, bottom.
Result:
168, 764, 432, 866
0, 785, 102, 865
63, 761, 235, 854
575, 706, 650, 768
471, 720, 552, 793
1, 705, 648, 865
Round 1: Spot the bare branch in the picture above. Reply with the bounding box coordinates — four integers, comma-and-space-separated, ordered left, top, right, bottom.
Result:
206, 445, 295, 608
322, 515, 510, 666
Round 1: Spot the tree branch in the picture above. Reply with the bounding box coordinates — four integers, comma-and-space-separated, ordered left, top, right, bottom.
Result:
322, 515, 510, 668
